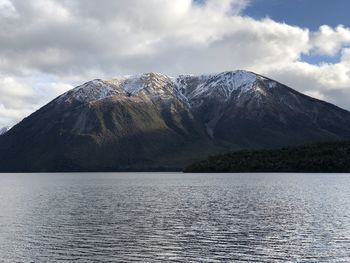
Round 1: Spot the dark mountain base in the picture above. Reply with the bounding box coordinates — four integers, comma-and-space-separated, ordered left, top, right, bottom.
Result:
184, 141, 350, 173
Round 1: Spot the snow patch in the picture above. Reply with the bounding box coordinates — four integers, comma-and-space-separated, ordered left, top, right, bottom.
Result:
121, 74, 146, 96
268, 81, 277, 89
55, 70, 279, 106
57, 80, 119, 103
187, 70, 257, 101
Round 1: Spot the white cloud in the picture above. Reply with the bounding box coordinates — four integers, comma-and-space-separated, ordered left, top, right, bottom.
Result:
0, 0, 350, 127
0, 76, 37, 127
311, 25, 350, 56
0, 0, 17, 18
0, 75, 73, 127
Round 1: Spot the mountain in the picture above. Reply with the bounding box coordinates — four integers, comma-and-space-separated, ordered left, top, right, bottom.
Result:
1, 70, 350, 172
0, 127, 10, 136
184, 140, 350, 173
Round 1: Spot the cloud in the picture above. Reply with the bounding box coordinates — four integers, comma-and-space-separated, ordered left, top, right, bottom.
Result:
0, 75, 73, 127
0, 0, 350, 126
260, 47, 350, 110
0, 0, 17, 17
311, 25, 350, 56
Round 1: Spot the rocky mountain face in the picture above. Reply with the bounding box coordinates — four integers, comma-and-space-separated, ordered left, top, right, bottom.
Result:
1, 70, 350, 172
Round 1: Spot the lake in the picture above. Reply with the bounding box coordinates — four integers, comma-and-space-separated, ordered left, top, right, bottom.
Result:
0, 173, 349, 262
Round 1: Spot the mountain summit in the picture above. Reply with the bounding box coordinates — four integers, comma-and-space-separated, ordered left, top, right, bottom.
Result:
1, 70, 350, 172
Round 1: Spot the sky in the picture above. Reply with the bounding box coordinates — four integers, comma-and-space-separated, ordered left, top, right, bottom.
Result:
1, 0, 350, 127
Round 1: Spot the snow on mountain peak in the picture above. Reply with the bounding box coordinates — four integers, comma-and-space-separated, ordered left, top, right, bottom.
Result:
108, 72, 177, 99
120, 74, 146, 96
56, 70, 276, 105
57, 79, 120, 103
186, 70, 259, 101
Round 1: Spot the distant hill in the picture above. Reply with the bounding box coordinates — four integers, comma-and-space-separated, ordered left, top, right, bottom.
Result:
2, 70, 350, 172
184, 141, 350, 173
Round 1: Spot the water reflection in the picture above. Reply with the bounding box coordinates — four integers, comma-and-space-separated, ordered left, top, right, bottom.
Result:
0, 173, 349, 262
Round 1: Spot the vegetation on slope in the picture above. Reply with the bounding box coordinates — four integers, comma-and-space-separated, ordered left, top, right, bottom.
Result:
184, 141, 350, 173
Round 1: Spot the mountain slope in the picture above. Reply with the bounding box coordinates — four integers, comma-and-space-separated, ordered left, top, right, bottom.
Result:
0, 127, 9, 136
1, 70, 350, 172
184, 71, 350, 148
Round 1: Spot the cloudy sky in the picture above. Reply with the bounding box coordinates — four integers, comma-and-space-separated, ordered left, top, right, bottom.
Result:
1, 0, 350, 127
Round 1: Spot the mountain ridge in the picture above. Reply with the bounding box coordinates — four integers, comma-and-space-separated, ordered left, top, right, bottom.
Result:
0, 127, 10, 136
1, 70, 350, 172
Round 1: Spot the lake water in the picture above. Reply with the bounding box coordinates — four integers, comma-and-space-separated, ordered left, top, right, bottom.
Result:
0, 173, 349, 262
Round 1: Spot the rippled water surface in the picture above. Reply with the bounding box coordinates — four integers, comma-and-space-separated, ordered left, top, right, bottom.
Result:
0, 173, 349, 262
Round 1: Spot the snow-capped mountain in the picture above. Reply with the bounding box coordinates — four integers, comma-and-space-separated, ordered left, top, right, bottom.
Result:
58, 72, 190, 104
1, 70, 350, 172
56, 71, 267, 105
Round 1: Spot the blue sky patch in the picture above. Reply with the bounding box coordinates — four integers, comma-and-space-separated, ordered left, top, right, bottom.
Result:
300, 52, 342, 65
244, 0, 350, 30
